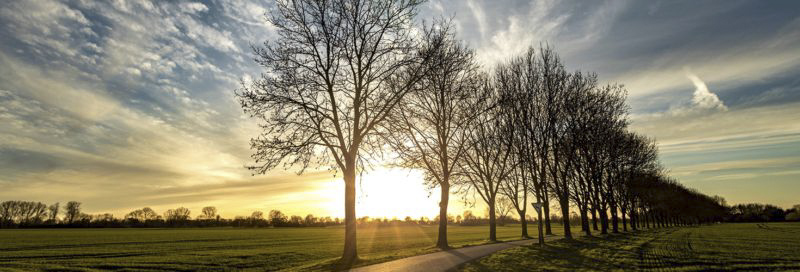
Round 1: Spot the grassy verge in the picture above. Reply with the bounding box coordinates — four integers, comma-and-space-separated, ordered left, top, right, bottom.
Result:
459, 222, 800, 271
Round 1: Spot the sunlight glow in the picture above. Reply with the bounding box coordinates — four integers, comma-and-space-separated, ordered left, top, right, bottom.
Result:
311, 168, 446, 219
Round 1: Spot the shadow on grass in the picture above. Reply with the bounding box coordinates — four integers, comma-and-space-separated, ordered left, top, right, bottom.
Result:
457, 231, 658, 272
461, 227, 800, 272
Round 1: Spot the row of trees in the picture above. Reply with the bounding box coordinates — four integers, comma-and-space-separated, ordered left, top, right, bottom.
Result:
0, 200, 82, 227
403, 41, 732, 245
728, 203, 800, 222
236, 0, 782, 262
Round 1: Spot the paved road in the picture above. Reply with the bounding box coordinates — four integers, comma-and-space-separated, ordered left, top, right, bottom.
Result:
349, 236, 561, 272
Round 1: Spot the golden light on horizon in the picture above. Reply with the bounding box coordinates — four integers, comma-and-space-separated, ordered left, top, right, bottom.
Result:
310, 168, 444, 219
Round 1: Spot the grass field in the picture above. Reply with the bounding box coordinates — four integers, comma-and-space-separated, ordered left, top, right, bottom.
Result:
459, 222, 800, 271
0, 224, 573, 271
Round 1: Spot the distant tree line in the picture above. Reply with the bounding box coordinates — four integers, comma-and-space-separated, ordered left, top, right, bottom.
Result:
0, 202, 333, 228
727, 203, 800, 222
2, 199, 796, 229
0, 201, 512, 228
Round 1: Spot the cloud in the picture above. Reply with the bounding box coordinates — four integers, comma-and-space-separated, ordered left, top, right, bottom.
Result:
472, 0, 566, 66
436, 0, 628, 67
687, 73, 727, 113
686, 72, 726, 111
465, 0, 487, 39
181, 2, 208, 14
631, 101, 800, 154
657, 71, 728, 116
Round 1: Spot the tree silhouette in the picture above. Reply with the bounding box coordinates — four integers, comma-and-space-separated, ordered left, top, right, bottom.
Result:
198, 206, 218, 220
238, 0, 433, 263
47, 202, 59, 223
458, 75, 515, 241
64, 201, 81, 224
383, 19, 481, 249
164, 207, 191, 224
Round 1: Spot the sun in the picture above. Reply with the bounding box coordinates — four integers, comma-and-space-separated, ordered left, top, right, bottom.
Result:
356, 168, 440, 219
313, 167, 444, 219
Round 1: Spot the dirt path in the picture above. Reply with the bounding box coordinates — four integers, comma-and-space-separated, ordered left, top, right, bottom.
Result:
349, 236, 562, 272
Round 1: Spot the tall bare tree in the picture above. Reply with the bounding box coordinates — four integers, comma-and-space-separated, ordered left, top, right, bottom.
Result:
199, 206, 218, 220
164, 207, 191, 223
238, 0, 432, 262
458, 76, 515, 241
494, 51, 540, 239
383, 19, 481, 249
534, 47, 577, 239
47, 202, 59, 223
64, 201, 81, 224
495, 196, 514, 226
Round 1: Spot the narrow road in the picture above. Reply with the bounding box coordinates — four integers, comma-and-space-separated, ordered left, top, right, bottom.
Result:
349, 235, 562, 272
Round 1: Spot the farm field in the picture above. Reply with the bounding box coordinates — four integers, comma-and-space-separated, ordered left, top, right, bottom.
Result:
459, 222, 800, 271
0, 224, 576, 271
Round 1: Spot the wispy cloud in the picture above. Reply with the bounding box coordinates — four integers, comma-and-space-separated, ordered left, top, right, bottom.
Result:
465, 0, 487, 39
686, 71, 727, 112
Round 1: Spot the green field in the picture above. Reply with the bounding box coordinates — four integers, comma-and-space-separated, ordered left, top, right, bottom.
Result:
0, 224, 571, 271
459, 223, 800, 271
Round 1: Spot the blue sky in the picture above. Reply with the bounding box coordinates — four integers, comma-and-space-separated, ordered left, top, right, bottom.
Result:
1, 0, 798, 218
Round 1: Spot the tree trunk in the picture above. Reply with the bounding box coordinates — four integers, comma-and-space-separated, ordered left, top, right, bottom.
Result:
520, 189, 529, 238
579, 207, 588, 232
600, 206, 609, 234
621, 206, 628, 232
591, 206, 599, 231
488, 199, 497, 241
519, 210, 529, 238
436, 182, 450, 249
543, 196, 553, 235
581, 207, 591, 236
650, 212, 656, 228
560, 197, 572, 239
655, 213, 661, 228
611, 204, 619, 233
342, 166, 358, 264
535, 205, 544, 246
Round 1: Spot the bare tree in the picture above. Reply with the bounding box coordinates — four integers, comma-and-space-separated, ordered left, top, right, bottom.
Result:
64, 201, 81, 224
494, 48, 544, 240
458, 76, 515, 241
199, 206, 218, 220
238, 0, 432, 262
47, 202, 59, 223
305, 214, 317, 226
521, 46, 574, 239
125, 207, 160, 222
164, 207, 191, 223
495, 197, 514, 226
269, 210, 287, 226
142, 207, 158, 221
383, 19, 481, 249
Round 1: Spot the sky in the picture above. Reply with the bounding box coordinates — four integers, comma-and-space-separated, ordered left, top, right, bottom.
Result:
1, 0, 799, 219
